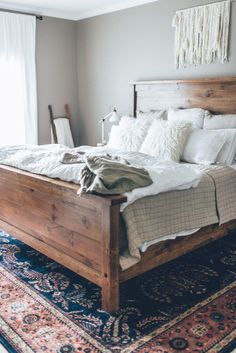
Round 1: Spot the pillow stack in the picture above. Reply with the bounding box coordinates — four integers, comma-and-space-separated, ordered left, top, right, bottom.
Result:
167, 109, 236, 165
107, 107, 236, 165
108, 110, 166, 152
203, 112, 236, 165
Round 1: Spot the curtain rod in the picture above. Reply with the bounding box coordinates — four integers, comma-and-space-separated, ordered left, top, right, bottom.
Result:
173, 0, 234, 13
0, 8, 43, 20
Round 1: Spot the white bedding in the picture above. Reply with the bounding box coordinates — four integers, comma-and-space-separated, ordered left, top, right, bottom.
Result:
140, 228, 200, 252
0, 144, 203, 210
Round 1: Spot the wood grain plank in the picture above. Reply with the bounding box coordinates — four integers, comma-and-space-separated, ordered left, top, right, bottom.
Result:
132, 78, 236, 114
0, 197, 102, 271
130, 77, 236, 85
0, 219, 102, 286
0, 181, 102, 242
101, 204, 120, 313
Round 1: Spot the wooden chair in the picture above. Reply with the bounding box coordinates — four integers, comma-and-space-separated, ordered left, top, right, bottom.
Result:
48, 104, 74, 148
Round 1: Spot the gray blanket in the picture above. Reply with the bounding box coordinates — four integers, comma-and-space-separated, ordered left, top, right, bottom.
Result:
62, 153, 153, 195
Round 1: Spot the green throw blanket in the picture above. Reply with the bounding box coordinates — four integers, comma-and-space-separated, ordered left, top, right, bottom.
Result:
61, 153, 152, 195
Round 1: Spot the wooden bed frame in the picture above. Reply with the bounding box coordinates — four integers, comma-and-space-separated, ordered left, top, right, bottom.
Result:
0, 77, 236, 313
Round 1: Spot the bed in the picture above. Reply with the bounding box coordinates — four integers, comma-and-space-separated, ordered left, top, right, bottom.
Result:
0, 77, 236, 313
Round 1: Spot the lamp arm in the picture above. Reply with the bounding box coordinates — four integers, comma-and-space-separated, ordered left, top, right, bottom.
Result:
99, 112, 112, 123
99, 109, 118, 145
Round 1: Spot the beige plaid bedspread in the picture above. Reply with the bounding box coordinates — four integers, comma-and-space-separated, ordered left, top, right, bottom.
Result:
120, 166, 236, 270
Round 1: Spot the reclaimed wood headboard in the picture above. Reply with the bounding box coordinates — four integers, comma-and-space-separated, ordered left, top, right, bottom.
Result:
129, 77, 236, 116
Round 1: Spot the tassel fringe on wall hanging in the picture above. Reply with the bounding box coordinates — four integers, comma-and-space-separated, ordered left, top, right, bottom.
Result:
172, 0, 231, 69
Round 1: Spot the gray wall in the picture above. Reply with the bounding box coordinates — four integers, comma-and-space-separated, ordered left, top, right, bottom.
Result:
36, 17, 79, 145
76, 0, 236, 145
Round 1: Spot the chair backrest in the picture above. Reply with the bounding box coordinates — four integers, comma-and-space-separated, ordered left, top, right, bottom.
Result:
48, 104, 74, 148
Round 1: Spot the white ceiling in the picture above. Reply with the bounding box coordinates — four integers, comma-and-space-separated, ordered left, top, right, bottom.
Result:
0, 0, 158, 20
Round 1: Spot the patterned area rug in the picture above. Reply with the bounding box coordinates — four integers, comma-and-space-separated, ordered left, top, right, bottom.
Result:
0, 231, 235, 353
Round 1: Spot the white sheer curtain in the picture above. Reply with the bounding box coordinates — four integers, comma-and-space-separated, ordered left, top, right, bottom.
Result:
0, 12, 37, 145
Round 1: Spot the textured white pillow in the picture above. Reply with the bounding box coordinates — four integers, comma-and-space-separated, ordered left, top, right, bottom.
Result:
182, 130, 226, 165
204, 112, 236, 129
107, 111, 166, 152
168, 108, 206, 129
107, 117, 150, 151
214, 129, 236, 165
140, 120, 192, 161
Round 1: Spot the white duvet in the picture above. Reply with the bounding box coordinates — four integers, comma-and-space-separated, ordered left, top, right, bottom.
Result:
0, 144, 203, 210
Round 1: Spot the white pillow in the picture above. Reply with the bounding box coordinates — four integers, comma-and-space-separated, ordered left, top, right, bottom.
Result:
214, 129, 236, 165
120, 111, 166, 128
137, 110, 167, 121
204, 112, 236, 129
140, 120, 192, 162
107, 111, 166, 152
182, 130, 226, 165
168, 108, 206, 129
108, 125, 120, 148
107, 117, 150, 151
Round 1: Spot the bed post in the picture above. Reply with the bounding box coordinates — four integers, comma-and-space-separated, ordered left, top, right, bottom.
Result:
101, 202, 120, 313
129, 83, 137, 117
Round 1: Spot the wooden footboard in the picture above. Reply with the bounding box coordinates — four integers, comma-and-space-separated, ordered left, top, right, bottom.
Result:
0, 165, 126, 313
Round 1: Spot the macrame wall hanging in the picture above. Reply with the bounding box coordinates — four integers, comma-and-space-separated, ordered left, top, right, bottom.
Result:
172, 0, 231, 69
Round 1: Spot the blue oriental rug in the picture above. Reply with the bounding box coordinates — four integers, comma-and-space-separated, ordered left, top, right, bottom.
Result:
0, 230, 235, 353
